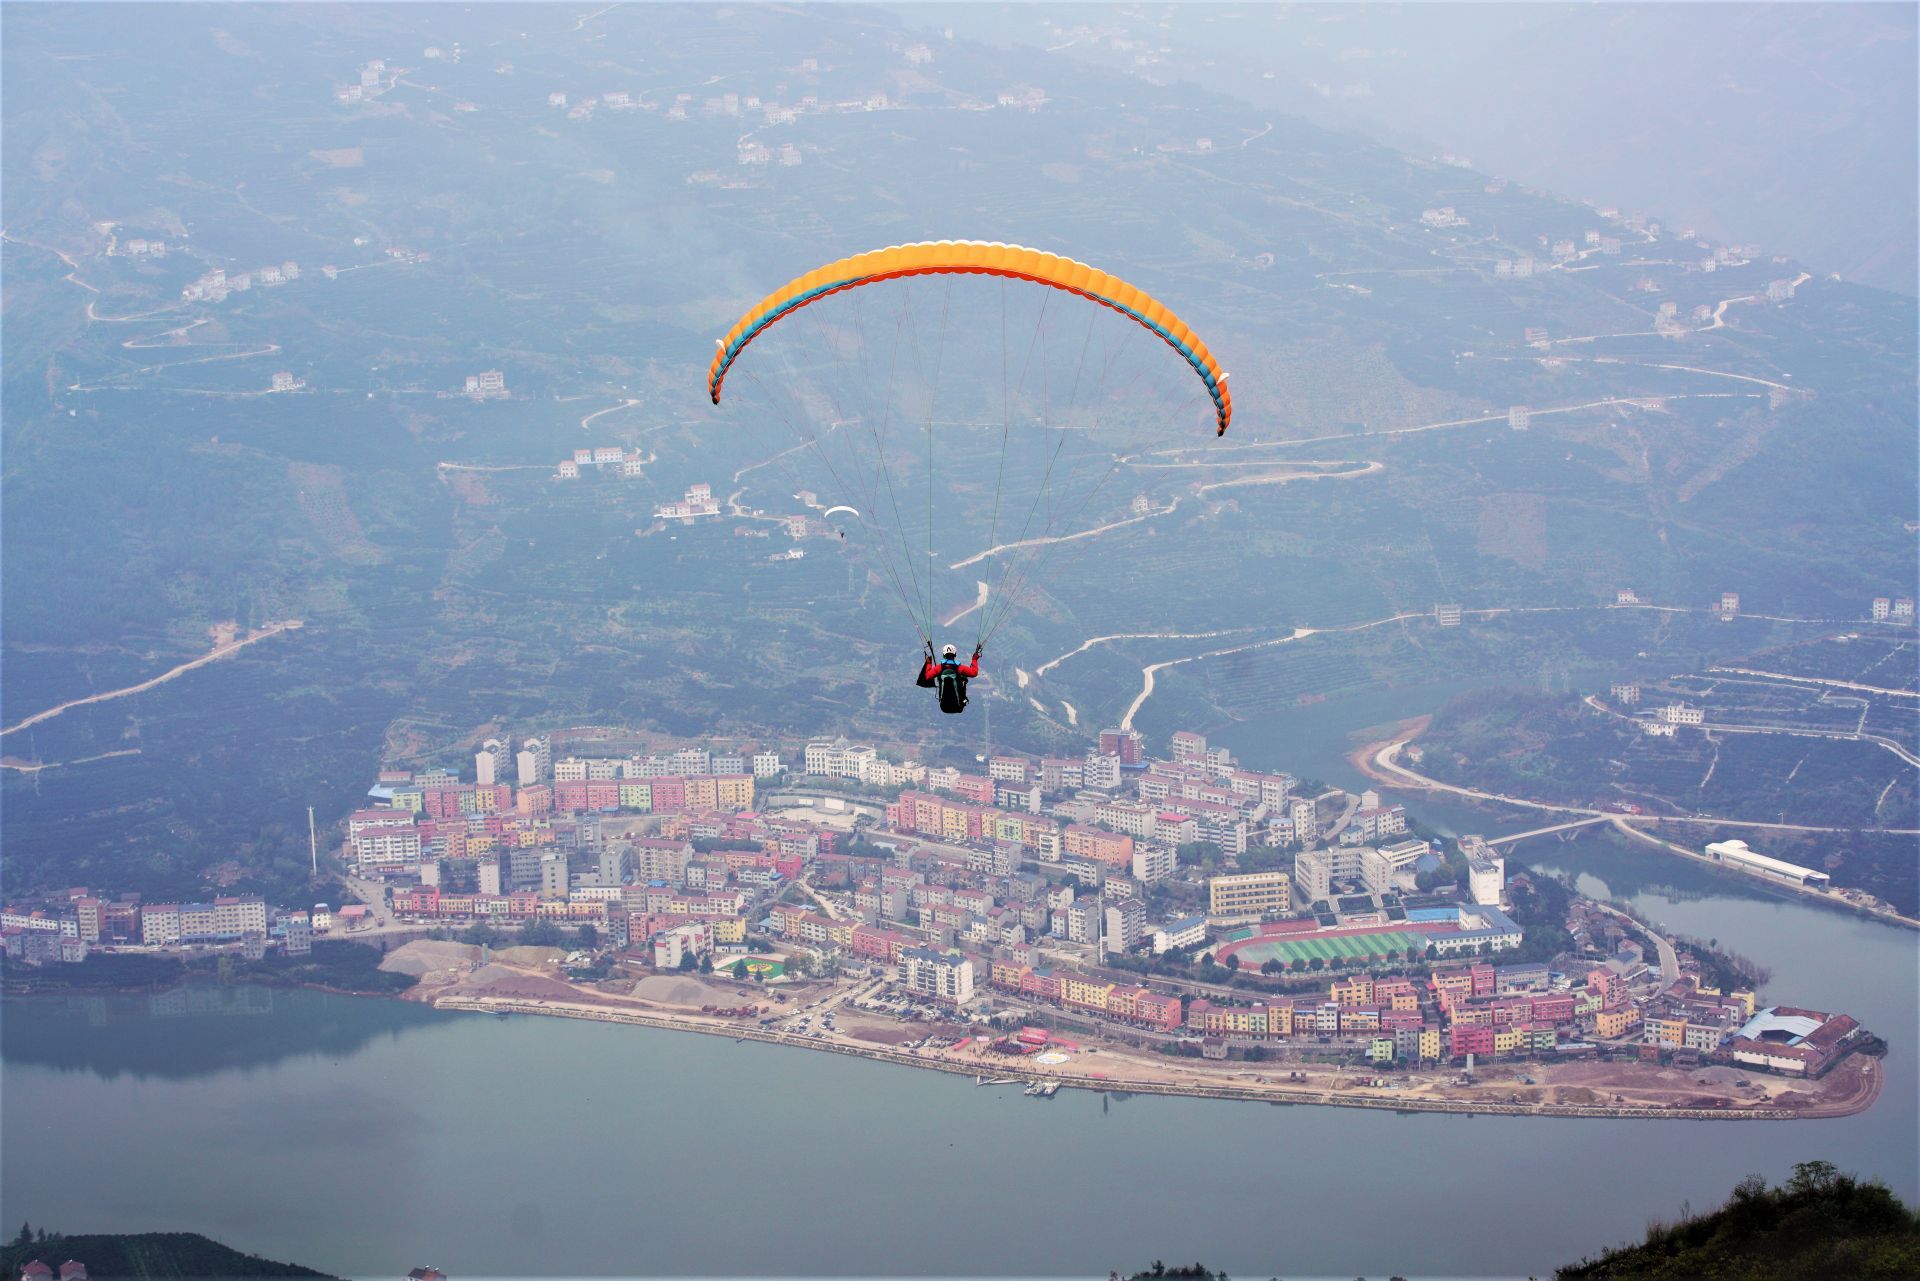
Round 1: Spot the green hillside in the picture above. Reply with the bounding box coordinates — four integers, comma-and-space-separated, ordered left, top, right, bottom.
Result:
1557, 1161, 1920, 1280
0, 1229, 335, 1280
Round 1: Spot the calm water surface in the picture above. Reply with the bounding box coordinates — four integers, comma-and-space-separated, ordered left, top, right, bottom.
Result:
4, 686, 1914, 1279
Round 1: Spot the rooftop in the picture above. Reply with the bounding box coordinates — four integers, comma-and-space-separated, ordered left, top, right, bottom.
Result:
1734, 1006, 1828, 1044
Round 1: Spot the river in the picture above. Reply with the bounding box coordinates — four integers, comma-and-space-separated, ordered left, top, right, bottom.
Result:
4, 683, 1915, 1279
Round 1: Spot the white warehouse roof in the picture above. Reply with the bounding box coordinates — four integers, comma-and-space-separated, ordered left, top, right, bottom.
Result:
1705, 840, 1830, 884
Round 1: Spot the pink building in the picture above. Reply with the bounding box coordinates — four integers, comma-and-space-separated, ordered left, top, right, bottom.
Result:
1450, 1024, 1497, 1057
949, 773, 995, 806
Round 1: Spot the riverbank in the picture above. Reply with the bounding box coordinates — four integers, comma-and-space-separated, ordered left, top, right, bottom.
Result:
1349, 727, 1920, 930
388, 943, 1879, 1122
0, 940, 419, 999
429, 993, 1880, 1120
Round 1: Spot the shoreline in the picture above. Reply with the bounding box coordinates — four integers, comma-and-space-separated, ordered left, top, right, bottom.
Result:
4, 959, 1880, 1122
1347, 724, 1920, 930
425, 991, 1882, 1122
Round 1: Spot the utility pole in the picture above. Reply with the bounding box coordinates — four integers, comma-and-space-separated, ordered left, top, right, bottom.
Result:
982, 681, 992, 764
307, 805, 318, 878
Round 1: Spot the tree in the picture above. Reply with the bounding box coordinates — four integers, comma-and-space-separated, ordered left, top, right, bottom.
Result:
698, 954, 713, 974
676, 952, 698, 972
1260, 960, 1281, 976
1224, 954, 1240, 972
14, 1222, 31, 1248
1308, 957, 1325, 972
1556, 1162, 1919, 1278
1176, 841, 1223, 867
576, 924, 599, 950
520, 919, 564, 948
1788, 1160, 1840, 1195
1290, 958, 1307, 973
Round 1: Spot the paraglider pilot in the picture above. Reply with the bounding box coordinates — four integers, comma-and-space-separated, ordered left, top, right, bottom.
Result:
918, 643, 981, 714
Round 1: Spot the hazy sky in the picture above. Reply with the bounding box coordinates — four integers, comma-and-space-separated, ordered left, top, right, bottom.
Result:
904, 2, 1920, 293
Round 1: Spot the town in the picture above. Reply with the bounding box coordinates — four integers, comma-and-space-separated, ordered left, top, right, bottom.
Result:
5, 723, 1878, 1114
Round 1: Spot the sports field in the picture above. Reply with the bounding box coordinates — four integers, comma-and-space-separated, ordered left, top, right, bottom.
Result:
722, 957, 786, 979
1218, 928, 1430, 968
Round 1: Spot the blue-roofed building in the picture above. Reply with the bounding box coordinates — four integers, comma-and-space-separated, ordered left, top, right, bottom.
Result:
1727, 1006, 1864, 1077
1430, 903, 1524, 957
1152, 914, 1208, 954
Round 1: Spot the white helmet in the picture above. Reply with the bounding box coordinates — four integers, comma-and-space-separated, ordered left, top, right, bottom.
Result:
942, 644, 957, 658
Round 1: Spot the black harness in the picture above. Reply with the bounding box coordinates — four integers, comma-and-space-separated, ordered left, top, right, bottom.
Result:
917, 652, 969, 713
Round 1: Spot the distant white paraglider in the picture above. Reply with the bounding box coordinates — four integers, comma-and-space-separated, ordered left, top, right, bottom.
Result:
822, 505, 860, 519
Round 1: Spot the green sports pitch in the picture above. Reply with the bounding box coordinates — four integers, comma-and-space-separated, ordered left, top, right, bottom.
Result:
1219, 929, 1430, 968
722, 957, 786, 979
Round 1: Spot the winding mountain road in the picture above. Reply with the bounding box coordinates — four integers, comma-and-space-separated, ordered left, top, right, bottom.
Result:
1, 621, 305, 738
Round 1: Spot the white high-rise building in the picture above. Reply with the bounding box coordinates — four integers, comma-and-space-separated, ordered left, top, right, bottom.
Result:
1132, 843, 1176, 883
670, 747, 712, 775
1102, 899, 1147, 954
1474, 852, 1505, 910
1289, 797, 1318, 845
1083, 752, 1122, 791
804, 739, 876, 778
902, 948, 975, 1003
476, 738, 511, 786
516, 735, 552, 784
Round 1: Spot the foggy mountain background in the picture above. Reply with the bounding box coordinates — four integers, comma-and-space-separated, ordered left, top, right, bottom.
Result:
907, 2, 1919, 294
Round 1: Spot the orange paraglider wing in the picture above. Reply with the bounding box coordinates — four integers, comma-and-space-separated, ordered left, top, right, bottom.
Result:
707, 240, 1231, 435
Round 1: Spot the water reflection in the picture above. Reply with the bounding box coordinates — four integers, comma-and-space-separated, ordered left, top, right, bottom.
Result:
2, 984, 451, 1080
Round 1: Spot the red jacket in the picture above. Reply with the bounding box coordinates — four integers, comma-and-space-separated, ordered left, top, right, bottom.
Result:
923, 654, 979, 680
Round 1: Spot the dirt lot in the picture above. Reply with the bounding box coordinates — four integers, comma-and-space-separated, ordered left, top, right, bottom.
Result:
631, 974, 757, 1008
378, 940, 479, 978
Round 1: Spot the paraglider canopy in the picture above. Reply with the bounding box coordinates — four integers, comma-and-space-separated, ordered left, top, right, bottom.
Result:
707, 240, 1230, 654
710, 241, 1231, 436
